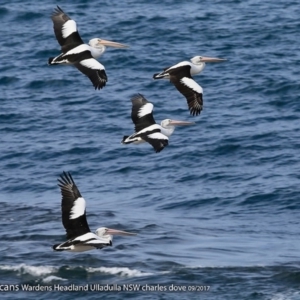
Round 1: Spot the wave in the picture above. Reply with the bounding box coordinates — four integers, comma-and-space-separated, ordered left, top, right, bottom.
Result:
0, 264, 56, 277
271, 291, 300, 300
0, 264, 154, 279
86, 266, 153, 277
42, 276, 67, 283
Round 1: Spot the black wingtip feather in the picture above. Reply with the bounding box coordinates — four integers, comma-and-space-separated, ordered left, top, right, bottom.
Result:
154, 140, 168, 153
91, 70, 107, 90
51, 5, 64, 17
131, 93, 144, 100
189, 107, 201, 116
57, 171, 75, 188
56, 5, 64, 13
130, 93, 149, 106
94, 81, 106, 90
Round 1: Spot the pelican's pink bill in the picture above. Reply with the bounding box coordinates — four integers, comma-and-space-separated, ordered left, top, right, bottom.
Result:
106, 228, 137, 236
200, 56, 226, 62
98, 39, 129, 48
169, 120, 196, 126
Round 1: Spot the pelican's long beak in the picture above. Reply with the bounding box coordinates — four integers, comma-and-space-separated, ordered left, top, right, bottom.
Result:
106, 228, 136, 236
98, 39, 129, 48
200, 56, 226, 63
169, 120, 195, 126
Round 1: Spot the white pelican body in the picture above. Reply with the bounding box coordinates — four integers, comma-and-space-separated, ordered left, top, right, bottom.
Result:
122, 94, 195, 153
153, 56, 226, 116
53, 172, 135, 252
48, 6, 128, 89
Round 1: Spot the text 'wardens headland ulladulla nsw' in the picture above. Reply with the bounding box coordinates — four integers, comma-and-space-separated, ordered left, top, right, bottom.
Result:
1, 284, 210, 292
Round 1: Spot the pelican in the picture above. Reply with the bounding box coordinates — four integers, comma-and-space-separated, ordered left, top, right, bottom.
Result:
122, 94, 195, 153
48, 6, 128, 89
53, 172, 136, 252
153, 56, 226, 116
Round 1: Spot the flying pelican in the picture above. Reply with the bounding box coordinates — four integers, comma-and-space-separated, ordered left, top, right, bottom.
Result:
153, 56, 226, 116
122, 94, 195, 153
48, 6, 128, 90
53, 172, 136, 252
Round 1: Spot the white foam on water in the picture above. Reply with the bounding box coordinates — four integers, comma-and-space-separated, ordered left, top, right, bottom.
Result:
185, 263, 268, 269
0, 264, 166, 279
0, 264, 56, 276
86, 266, 154, 277
271, 291, 300, 300
42, 275, 67, 283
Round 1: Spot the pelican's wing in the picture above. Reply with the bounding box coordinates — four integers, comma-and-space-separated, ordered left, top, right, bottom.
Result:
169, 66, 203, 116
143, 132, 169, 153
74, 55, 107, 90
57, 171, 91, 239
130, 94, 156, 132
51, 6, 84, 52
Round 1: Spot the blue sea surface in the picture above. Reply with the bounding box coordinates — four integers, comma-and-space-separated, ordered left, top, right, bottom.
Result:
1, 0, 300, 299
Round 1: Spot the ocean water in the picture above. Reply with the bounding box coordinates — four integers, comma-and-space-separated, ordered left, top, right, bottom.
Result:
1, 0, 300, 299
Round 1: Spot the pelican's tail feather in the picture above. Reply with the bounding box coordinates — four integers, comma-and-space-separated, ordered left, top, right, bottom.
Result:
153, 72, 169, 79
121, 136, 130, 144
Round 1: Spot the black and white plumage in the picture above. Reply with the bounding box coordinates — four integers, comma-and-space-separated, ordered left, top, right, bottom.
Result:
53, 172, 136, 252
48, 6, 128, 90
122, 94, 195, 153
153, 56, 226, 116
